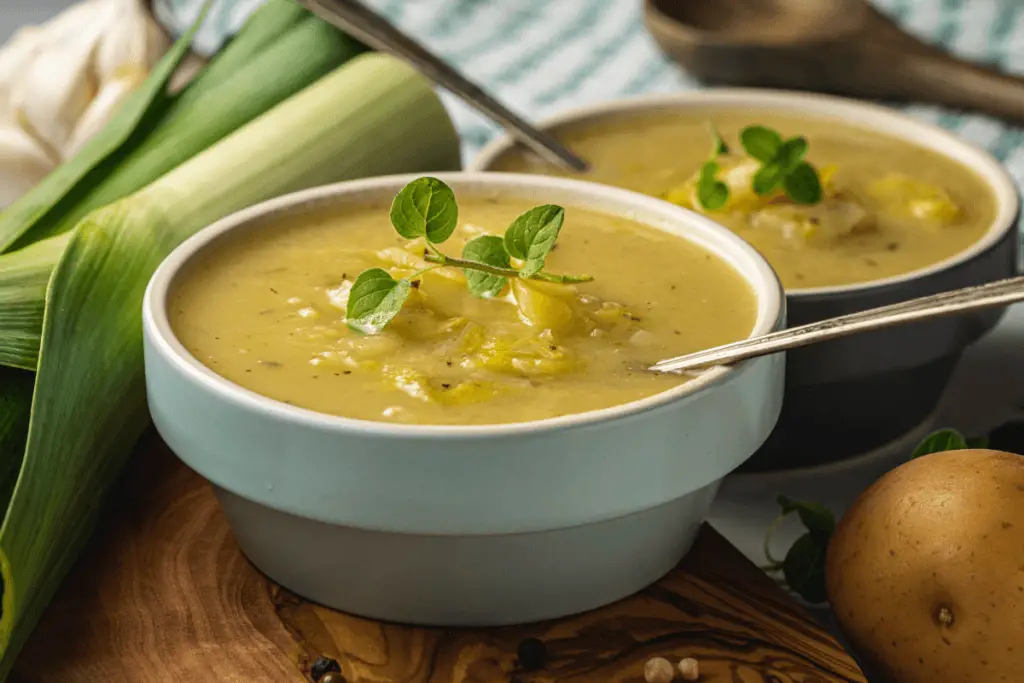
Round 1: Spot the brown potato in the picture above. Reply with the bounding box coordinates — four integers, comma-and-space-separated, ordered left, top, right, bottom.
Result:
826, 449, 1024, 683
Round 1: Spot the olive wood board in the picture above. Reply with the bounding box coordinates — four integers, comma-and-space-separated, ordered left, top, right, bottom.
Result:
12, 432, 866, 683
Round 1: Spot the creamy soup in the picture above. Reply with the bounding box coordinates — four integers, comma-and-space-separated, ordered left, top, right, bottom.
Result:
491, 112, 998, 289
170, 199, 757, 425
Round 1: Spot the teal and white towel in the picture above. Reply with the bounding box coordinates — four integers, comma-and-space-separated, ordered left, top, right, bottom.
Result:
155, 0, 1024, 189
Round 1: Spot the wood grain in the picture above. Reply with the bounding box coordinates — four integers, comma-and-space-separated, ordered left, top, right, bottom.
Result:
12, 432, 866, 683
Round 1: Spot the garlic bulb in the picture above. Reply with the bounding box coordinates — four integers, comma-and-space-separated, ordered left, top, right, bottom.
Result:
0, 0, 175, 210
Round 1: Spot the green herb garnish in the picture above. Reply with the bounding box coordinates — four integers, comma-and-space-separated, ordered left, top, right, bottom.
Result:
695, 123, 824, 211
345, 177, 593, 334
696, 125, 730, 210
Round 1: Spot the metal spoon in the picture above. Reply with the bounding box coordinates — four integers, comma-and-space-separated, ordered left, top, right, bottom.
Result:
648, 275, 1024, 375
643, 0, 1024, 123
295, 0, 589, 172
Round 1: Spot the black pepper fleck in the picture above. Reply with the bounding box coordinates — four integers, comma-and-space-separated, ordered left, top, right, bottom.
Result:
549, 345, 557, 351
516, 637, 547, 671
441, 383, 451, 389
310, 656, 341, 681
411, 280, 421, 289
887, 242, 900, 252
343, 370, 352, 375
270, 288, 279, 294
445, 360, 453, 367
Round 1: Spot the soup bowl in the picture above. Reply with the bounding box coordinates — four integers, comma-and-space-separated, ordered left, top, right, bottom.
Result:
471, 90, 1021, 471
142, 172, 785, 626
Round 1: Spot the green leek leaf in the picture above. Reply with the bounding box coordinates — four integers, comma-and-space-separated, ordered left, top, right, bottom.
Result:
0, 3, 211, 253
0, 52, 460, 675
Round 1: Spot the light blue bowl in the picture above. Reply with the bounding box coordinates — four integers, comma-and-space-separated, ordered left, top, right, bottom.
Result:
142, 172, 786, 625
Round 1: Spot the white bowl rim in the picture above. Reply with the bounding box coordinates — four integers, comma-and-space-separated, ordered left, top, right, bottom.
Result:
143, 171, 785, 439
469, 87, 1022, 298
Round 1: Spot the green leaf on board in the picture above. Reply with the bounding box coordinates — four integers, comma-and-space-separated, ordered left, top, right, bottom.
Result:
911, 428, 970, 458
777, 494, 836, 537
782, 532, 829, 604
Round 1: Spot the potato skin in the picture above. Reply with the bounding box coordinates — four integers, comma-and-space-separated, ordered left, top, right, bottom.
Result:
826, 449, 1024, 683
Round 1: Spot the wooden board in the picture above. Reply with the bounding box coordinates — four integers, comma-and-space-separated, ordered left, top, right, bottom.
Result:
12, 432, 866, 683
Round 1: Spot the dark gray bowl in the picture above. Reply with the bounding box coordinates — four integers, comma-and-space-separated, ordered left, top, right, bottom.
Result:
470, 90, 1022, 472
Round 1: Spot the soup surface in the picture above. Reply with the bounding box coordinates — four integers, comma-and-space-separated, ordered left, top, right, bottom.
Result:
170, 199, 757, 425
491, 111, 998, 289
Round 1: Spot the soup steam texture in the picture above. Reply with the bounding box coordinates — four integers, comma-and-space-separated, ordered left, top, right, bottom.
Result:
491, 112, 997, 289
170, 200, 756, 425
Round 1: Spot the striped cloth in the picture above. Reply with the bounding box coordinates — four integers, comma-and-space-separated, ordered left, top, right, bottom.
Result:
156, 0, 1024, 194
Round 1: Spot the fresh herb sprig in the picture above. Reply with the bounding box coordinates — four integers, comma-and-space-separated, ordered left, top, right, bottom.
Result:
762, 427, 987, 604
696, 126, 730, 210
696, 124, 824, 211
345, 177, 593, 334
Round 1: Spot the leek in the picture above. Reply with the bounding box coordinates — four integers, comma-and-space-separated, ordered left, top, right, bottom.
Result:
0, 0, 367, 368
0, 0, 366, 253
0, 237, 66, 370
0, 49, 460, 676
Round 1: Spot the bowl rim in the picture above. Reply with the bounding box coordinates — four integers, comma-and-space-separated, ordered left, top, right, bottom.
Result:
469, 88, 1022, 299
143, 171, 785, 439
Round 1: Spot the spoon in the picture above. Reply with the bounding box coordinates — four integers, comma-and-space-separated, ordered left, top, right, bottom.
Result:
643, 0, 1024, 123
295, 0, 589, 172
648, 274, 1024, 375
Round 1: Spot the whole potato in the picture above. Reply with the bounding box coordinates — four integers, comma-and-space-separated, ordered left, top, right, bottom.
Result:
826, 449, 1024, 683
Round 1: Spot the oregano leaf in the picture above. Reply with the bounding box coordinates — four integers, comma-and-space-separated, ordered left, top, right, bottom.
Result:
710, 125, 729, 156
503, 204, 565, 278
784, 162, 823, 204
390, 177, 459, 243
345, 268, 411, 334
697, 160, 729, 210
775, 136, 809, 172
740, 125, 783, 162
461, 235, 510, 298
753, 163, 786, 195
777, 495, 836, 537
911, 428, 969, 459
782, 533, 829, 604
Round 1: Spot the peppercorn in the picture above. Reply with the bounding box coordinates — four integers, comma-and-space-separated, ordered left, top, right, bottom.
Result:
644, 657, 675, 683
516, 637, 548, 670
310, 655, 341, 681
678, 657, 700, 681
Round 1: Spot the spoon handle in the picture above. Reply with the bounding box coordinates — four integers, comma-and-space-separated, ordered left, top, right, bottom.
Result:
896, 48, 1024, 124
649, 275, 1024, 374
295, 0, 589, 172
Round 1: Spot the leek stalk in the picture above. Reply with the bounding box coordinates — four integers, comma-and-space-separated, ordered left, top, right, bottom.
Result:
0, 237, 66, 370
0, 0, 367, 368
0, 49, 460, 676
0, 0, 366, 253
